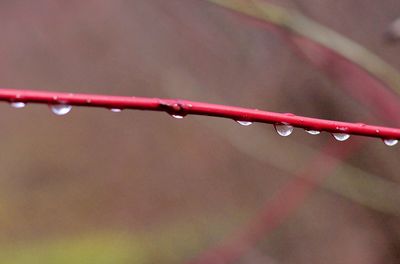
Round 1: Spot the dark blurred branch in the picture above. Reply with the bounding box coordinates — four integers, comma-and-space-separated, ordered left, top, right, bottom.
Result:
162, 79, 400, 216
189, 141, 359, 263
206, 0, 400, 91
206, 0, 400, 125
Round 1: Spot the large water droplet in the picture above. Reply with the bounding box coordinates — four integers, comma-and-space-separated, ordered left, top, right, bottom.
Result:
171, 114, 184, 119
332, 133, 350, 141
51, 104, 72, 115
110, 108, 122, 113
274, 124, 293, 137
236, 120, 253, 126
383, 139, 398, 146
10, 102, 26, 108
305, 129, 320, 135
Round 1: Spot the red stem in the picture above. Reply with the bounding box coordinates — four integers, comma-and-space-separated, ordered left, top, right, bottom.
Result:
0, 88, 399, 140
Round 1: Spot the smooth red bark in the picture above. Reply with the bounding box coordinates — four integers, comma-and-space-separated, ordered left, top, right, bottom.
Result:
0, 88, 399, 141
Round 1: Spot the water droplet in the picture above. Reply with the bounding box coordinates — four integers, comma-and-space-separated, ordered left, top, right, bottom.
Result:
110, 108, 122, 113
305, 129, 320, 135
383, 139, 398, 146
172, 114, 184, 119
10, 102, 26, 108
332, 133, 350, 141
236, 120, 253, 126
51, 104, 72, 115
274, 124, 293, 137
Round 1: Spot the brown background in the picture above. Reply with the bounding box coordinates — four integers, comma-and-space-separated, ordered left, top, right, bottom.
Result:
0, 1, 399, 263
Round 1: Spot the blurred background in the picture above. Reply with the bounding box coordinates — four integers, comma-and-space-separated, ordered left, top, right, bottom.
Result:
0, 0, 400, 263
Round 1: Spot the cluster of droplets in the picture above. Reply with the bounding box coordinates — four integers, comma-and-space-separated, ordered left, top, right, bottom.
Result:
11, 102, 128, 116
6, 101, 399, 147
273, 123, 353, 142
234, 120, 399, 146
10, 101, 73, 116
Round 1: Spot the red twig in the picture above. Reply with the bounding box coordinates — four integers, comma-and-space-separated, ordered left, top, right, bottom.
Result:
0, 88, 399, 141
188, 141, 359, 264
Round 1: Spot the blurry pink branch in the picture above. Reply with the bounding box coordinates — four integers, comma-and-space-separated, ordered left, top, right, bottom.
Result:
288, 33, 400, 126
0, 88, 399, 143
206, 0, 400, 126
189, 141, 359, 264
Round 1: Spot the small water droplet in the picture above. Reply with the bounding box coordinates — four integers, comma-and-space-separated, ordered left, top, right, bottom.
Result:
10, 102, 26, 108
274, 124, 294, 137
51, 104, 72, 115
332, 133, 350, 141
305, 129, 320, 135
110, 108, 122, 113
172, 114, 184, 119
383, 139, 398, 146
236, 120, 253, 126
